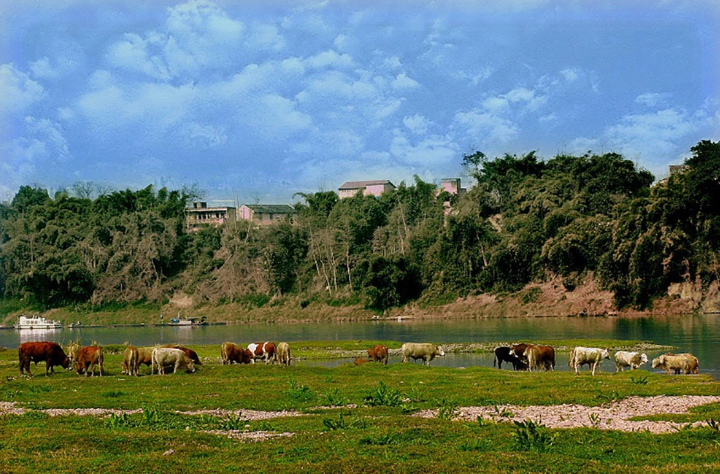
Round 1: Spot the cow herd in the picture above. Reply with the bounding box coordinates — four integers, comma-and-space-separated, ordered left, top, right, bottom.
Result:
493, 343, 700, 376
16, 340, 700, 378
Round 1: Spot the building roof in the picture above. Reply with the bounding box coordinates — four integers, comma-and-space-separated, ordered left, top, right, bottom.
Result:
186, 206, 235, 212
338, 180, 395, 190
243, 204, 296, 214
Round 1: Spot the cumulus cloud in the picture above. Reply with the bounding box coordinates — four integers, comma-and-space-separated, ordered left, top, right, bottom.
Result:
392, 72, 420, 90
0, 64, 44, 115
635, 92, 672, 107
454, 110, 519, 145
403, 114, 430, 135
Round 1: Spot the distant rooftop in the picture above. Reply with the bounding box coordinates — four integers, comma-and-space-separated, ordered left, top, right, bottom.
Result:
338, 180, 395, 190
243, 204, 296, 214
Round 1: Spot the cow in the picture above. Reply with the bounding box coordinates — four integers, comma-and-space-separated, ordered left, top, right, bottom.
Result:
523, 345, 555, 372
151, 347, 196, 375
367, 344, 389, 365
510, 343, 530, 370
652, 354, 690, 374
221, 342, 253, 365
614, 351, 648, 372
18, 342, 70, 377
276, 342, 291, 366
569, 347, 609, 376
247, 342, 276, 364
136, 347, 156, 373
162, 344, 202, 365
74, 346, 104, 377
354, 357, 372, 365
400, 343, 445, 366
677, 353, 699, 374
494, 346, 522, 370
121, 346, 139, 376
65, 342, 81, 366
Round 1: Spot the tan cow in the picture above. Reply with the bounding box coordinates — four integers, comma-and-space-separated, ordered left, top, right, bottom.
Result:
75, 346, 104, 377
569, 347, 610, 375
65, 342, 81, 365
652, 354, 690, 374
677, 353, 699, 374
151, 347, 195, 375
400, 343, 444, 366
275, 342, 291, 366
367, 344, 389, 365
121, 346, 139, 376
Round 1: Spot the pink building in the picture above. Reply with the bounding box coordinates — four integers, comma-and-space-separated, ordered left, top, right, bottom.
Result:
338, 180, 396, 199
238, 204, 296, 226
439, 178, 466, 197
185, 202, 237, 232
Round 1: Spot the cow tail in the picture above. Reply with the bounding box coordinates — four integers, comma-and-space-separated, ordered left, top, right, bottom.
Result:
493, 354, 497, 367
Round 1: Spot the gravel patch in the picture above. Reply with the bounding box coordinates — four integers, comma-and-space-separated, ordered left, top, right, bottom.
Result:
416, 395, 720, 433
202, 430, 294, 442
175, 408, 302, 420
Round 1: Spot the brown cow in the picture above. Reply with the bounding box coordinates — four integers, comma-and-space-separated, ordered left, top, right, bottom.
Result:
221, 342, 253, 365
354, 358, 372, 365
523, 345, 555, 372
121, 346, 139, 376
136, 347, 155, 372
247, 342, 276, 364
18, 342, 70, 376
65, 342, 81, 365
367, 344, 389, 365
162, 344, 202, 365
510, 343, 530, 370
75, 346, 104, 377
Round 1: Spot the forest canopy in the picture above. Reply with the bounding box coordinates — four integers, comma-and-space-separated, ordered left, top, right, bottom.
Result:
1, 140, 719, 314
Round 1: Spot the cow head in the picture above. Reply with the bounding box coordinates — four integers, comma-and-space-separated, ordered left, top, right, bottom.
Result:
186, 360, 196, 373
601, 348, 610, 359
74, 360, 84, 375
62, 356, 71, 371
640, 353, 648, 364
651, 356, 663, 369
435, 346, 445, 357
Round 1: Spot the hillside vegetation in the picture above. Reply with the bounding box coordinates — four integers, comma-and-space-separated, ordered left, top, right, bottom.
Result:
1, 140, 719, 323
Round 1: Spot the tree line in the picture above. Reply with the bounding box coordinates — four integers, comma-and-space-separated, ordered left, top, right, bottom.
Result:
1, 140, 718, 314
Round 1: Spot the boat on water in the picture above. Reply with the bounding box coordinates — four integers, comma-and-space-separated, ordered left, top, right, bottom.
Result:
168, 316, 207, 326
15, 315, 63, 330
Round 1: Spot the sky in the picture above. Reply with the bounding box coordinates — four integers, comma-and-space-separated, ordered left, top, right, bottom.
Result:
1, 0, 719, 205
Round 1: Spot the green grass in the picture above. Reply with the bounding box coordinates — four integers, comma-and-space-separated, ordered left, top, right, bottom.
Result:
1, 341, 719, 473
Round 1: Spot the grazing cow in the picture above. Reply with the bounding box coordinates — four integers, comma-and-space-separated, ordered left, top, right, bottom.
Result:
354, 358, 372, 365
65, 342, 81, 365
276, 342, 291, 366
162, 344, 202, 365
523, 345, 556, 372
367, 344, 389, 365
494, 346, 522, 370
221, 343, 253, 365
400, 343, 445, 366
136, 347, 155, 373
151, 348, 195, 375
652, 354, 690, 374
18, 342, 70, 377
247, 342, 276, 365
75, 346, 104, 377
510, 343, 530, 370
121, 346, 139, 376
569, 347, 610, 376
614, 351, 648, 372
677, 353, 699, 374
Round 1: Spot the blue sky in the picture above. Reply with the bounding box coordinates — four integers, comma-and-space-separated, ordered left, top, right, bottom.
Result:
1, 0, 719, 204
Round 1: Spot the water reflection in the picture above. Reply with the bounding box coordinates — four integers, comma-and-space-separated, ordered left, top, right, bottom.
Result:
17, 328, 61, 344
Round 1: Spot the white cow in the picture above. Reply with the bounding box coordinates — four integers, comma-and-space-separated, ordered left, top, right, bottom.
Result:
400, 343, 445, 366
151, 348, 196, 375
569, 347, 610, 376
614, 351, 648, 372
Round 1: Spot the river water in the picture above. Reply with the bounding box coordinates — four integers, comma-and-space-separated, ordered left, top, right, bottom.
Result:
2, 314, 718, 378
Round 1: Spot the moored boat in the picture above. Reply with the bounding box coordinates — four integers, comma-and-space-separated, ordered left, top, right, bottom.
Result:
15, 315, 63, 330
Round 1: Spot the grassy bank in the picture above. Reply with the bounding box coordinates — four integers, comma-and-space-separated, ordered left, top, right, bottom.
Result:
1, 341, 719, 473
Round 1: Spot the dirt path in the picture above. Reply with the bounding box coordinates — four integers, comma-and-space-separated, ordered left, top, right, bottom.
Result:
416, 395, 720, 433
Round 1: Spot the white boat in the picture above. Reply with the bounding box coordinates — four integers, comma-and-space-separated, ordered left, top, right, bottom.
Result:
15, 315, 63, 330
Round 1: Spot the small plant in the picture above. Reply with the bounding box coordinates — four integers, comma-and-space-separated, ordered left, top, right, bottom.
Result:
493, 405, 514, 418
437, 398, 458, 420
141, 405, 160, 425
322, 410, 367, 430
631, 375, 649, 385
102, 390, 124, 398
105, 412, 131, 429
475, 415, 491, 427
400, 402, 419, 414
286, 376, 314, 402
28, 385, 51, 394
707, 418, 720, 432
512, 420, 556, 453
220, 412, 248, 431
459, 438, 486, 451
364, 382, 402, 407
322, 388, 349, 407
588, 412, 601, 428
359, 433, 400, 446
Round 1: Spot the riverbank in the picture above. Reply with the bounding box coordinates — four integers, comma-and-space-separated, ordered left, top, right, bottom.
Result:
2, 274, 719, 327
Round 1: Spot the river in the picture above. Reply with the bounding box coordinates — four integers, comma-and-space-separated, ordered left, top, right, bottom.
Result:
2, 314, 718, 378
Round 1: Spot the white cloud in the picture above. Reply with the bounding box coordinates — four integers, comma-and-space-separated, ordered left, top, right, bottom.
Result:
454, 110, 518, 145
392, 72, 420, 90
390, 128, 457, 166
184, 122, 228, 148
635, 92, 672, 107
304, 50, 354, 69
0, 64, 44, 115
403, 114, 430, 135
560, 67, 580, 82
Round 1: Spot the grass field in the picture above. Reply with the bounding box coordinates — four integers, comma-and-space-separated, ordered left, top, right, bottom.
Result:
1, 341, 719, 473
